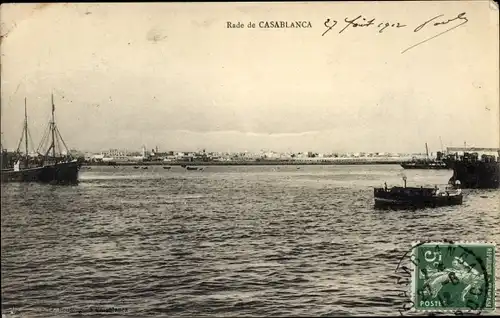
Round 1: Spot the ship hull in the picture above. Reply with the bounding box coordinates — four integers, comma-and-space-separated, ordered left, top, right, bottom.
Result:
400, 162, 449, 170
374, 187, 462, 210
1, 161, 81, 184
374, 195, 462, 209
447, 161, 500, 189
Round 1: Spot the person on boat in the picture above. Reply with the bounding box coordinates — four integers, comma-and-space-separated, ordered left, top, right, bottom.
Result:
434, 185, 440, 195
384, 182, 388, 191
452, 179, 462, 194
448, 176, 456, 186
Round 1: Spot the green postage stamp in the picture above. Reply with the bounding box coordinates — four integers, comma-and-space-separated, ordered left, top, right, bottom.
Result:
412, 242, 496, 312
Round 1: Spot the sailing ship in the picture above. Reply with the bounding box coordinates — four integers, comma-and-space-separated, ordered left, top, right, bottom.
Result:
400, 143, 449, 170
1, 95, 81, 184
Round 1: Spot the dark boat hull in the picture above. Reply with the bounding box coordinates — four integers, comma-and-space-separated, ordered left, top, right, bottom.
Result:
374, 187, 463, 210
374, 195, 463, 209
447, 161, 500, 189
1, 161, 81, 184
400, 162, 449, 170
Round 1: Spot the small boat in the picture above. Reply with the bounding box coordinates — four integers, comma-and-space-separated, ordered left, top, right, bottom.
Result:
133, 166, 139, 169
198, 167, 204, 171
186, 166, 198, 171
141, 166, 148, 170
163, 166, 171, 169
374, 177, 463, 209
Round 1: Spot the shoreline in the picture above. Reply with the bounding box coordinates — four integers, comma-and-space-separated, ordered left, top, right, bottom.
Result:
83, 160, 404, 167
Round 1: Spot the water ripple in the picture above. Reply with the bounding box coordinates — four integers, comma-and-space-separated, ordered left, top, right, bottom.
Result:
2, 165, 499, 316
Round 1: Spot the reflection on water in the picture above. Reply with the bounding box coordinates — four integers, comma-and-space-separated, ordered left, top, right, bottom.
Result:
2, 165, 499, 316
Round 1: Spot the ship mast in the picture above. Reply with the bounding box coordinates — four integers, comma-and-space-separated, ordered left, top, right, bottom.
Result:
24, 98, 29, 168
50, 93, 56, 158
425, 142, 429, 159
40, 93, 70, 161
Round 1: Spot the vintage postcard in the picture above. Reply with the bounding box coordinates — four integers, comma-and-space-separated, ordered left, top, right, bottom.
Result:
1, 1, 499, 317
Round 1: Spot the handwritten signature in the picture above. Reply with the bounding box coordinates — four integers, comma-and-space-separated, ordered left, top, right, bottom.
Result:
322, 12, 468, 54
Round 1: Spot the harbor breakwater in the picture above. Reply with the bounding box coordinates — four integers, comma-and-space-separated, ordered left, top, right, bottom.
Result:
84, 159, 405, 166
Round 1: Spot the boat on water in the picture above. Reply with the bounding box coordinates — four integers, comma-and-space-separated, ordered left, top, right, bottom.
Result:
1, 95, 81, 184
186, 166, 198, 171
163, 166, 171, 169
443, 147, 500, 189
400, 160, 448, 170
401, 143, 449, 170
374, 177, 463, 209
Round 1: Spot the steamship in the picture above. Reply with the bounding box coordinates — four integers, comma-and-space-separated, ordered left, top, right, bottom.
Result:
1, 95, 81, 184
400, 143, 449, 170
443, 147, 500, 189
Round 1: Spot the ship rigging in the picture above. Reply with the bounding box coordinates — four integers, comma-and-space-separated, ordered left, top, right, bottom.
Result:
1, 93, 81, 184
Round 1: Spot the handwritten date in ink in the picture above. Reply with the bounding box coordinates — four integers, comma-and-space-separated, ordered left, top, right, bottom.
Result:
322, 15, 406, 36
322, 12, 469, 54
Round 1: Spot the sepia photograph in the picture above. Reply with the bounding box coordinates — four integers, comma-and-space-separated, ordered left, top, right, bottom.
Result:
1, 1, 499, 316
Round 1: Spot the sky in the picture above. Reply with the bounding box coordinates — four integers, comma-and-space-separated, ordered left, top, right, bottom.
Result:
1, 2, 499, 154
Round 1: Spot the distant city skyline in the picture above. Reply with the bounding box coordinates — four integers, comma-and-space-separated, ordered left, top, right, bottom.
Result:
1, 3, 498, 154
0, 139, 486, 157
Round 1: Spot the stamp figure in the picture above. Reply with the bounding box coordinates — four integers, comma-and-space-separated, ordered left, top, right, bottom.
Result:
412, 242, 496, 312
